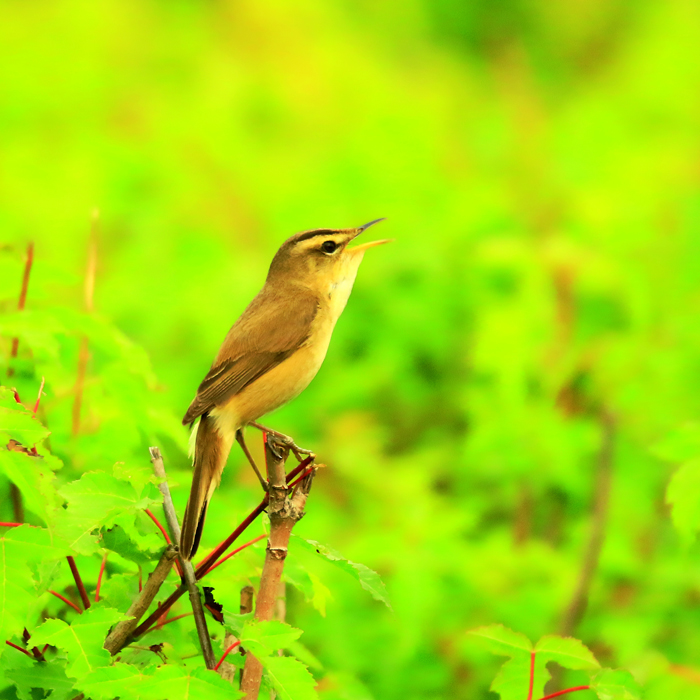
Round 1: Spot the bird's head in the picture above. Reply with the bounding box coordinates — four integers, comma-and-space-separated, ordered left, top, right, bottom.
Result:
267, 219, 391, 289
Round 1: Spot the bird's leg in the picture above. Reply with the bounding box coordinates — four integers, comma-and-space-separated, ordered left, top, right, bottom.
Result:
235, 429, 268, 492
249, 421, 316, 462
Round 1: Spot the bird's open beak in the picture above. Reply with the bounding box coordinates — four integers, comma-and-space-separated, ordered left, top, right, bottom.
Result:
350, 218, 393, 252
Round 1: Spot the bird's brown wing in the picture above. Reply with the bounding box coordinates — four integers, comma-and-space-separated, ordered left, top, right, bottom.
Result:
182, 287, 319, 425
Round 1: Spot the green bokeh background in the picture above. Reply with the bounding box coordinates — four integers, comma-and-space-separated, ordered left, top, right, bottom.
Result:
2, 0, 700, 697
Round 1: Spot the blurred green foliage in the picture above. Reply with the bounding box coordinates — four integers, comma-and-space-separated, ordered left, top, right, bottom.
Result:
2, 0, 700, 697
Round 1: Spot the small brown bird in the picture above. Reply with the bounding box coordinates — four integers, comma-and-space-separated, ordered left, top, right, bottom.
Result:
180, 220, 389, 559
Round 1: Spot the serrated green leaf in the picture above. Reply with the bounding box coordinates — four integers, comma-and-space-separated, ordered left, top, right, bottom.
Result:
0, 449, 59, 527
0, 532, 42, 645
101, 524, 164, 567
468, 624, 533, 656
590, 669, 642, 700
285, 558, 332, 617
490, 655, 549, 700
97, 571, 140, 612
75, 663, 143, 700
0, 387, 50, 445
32, 606, 124, 679
2, 653, 74, 700
534, 635, 600, 670
138, 665, 245, 700
293, 536, 391, 610
263, 655, 318, 700
5, 525, 68, 592
240, 619, 304, 658
666, 459, 700, 543
55, 471, 159, 555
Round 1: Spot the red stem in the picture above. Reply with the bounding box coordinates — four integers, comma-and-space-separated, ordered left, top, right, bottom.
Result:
49, 590, 82, 614
32, 376, 45, 416
288, 465, 316, 489
213, 640, 241, 671
527, 652, 535, 700
7, 242, 34, 375
0, 522, 22, 528
201, 534, 267, 576
538, 687, 591, 700
66, 556, 91, 610
145, 508, 182, 576
5, 640, 33, 658
94, 553, 108, 603
141, 612, 194, 636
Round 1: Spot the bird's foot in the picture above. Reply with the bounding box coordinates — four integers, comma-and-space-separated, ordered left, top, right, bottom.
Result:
249, 421, 316, 463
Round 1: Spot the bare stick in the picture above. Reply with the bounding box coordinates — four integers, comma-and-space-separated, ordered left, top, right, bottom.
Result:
240, 436, 316, 699
104, 547, 177, 654
148, 447, 216, 670
219, 585, 254, 682
559, 411, 615, 636
129, 459, 313, 641
66, 556, 91, 610
71, 213, 98, 437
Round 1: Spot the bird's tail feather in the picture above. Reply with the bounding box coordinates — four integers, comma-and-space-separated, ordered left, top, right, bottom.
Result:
180, 415, 230, 560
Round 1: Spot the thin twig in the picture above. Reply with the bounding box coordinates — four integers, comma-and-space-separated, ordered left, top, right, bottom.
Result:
141, 612, 194, 637
240, 436, 316, 698
49, 590, 82, 615
559, 411, 615, 636
66, 556, 91, 610
5, 640, 33, 658
71, 214, 97, 437
145, 507, 182, 577
148, 447, 215, 670
0, 522, 22, 528
32, 377, 45, 416
201, 534, 266, 576
104, 546, 178, 655
538, 687, 590, 700
214, 641, 241, 672
7, 242, 34, 376
95, 553, 108, 603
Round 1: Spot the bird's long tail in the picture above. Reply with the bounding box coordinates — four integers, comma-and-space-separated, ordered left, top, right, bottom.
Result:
180, 415, 231, 560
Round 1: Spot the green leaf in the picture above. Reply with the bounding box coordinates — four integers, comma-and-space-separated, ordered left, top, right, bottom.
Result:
96, 571, 140, 612
101, 523, 164, 567
666, 458, 700, 543
0, 449, 59, 527
468, 624, 533, 656
31, 606, 124, 679
138, 665, 244, 700
293, 536, 391, 610
0, 387, 50, 445
285, 558, 332, 617
5, 525, 68, 593
490, 655, 549, 700
590, 669, 642, 700
2, 653, 75, 700
263, 655, 318, 700
534, 635, 600, 670
240, 619, 304, 658
55, 470, 159, 555
75, 663, 143, 700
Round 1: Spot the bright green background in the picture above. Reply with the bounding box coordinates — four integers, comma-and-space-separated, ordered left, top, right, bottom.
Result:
2, 0, 700, 697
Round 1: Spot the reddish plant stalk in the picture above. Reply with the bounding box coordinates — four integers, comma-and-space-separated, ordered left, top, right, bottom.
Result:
145, 508, 182, 576
0, 522, 22, 528
7, 242, 34, 374
95, 553, 108, 603
5, 640, 33, 658
539, 687, 590, 700
214, 641, 241, 671
66, 556, 91, 610
527, 652, 536, 700
201, 534, 267, 576
32, 376, 45, 416
49, 590, 82, 614
141, 612, 194, 637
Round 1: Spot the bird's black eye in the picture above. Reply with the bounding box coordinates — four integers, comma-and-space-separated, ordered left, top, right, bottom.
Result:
321, 240, 337, 254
